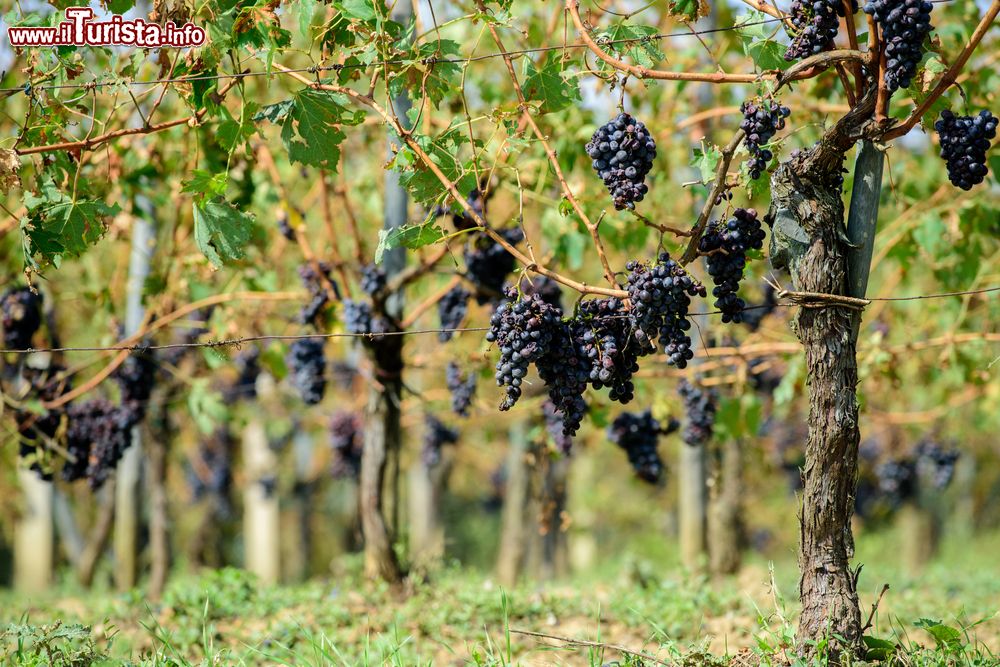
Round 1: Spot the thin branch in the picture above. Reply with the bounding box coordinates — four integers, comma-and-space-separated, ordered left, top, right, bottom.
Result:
273, 63, 628, 298
512, 629, 671, 666
15, 73, 245, 156
319, 172, 355, 297
477, 0, 619, 290
679, 129, 745, 265
841, 1, 864, 99
884, 0, 1000, 140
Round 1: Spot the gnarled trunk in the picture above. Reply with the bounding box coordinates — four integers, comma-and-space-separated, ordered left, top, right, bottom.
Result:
360, 375, 403, 583
767, 97, 883, 657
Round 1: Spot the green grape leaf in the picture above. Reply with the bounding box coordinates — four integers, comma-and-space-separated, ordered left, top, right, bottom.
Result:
914, 619, 962, 651
255, 89, 364, 170
375, 220, 447, 263
861, 636, 897, 661
668, 0, 708, 21
596, 23, 664, 69
388, 40, 463, 109
692, 142, 722, 184
21, 179, 120, 266
522, 57, 581, 114
182, 170, 229, 199
392, 127, 476, 205
737, 11, 790, 71
187, 379, 228, 435
193, 200, 254, 268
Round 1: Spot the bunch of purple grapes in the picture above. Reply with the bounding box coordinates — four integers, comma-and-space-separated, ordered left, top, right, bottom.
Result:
63, 399, 134, 489
298, 262, 340, 327
330, 411, 363, 478
464, 228, 525, 302
286, 339, 327, 405
934, 110, 997, 190
585, 112, 656, 210
740, 100, 790, 180
421, 415, 459, 467
1, 287, 43, 350
785, 0, 856, 61
863, 0, 933, 92
625, 253, 705, 368
607, 409, 678, 483
438, 286, 471, 342
699, 208, 767, 324
446, 362, 476, 417
679, 380, 717, 446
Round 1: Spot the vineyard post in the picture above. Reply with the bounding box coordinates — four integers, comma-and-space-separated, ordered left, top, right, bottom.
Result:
114, 209, 156, 591
14, 468, 54, 592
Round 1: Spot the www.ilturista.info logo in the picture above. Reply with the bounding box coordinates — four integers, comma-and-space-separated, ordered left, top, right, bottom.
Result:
7, 7, 206, 48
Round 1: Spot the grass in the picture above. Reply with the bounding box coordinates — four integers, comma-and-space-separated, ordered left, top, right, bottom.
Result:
1, 531, 998, 665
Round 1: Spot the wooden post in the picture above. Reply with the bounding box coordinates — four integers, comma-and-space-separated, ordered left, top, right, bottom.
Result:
243, 418, 280, 584
496, 421, 530, 586
14, 470, 53, 593
114, 212, 156, 590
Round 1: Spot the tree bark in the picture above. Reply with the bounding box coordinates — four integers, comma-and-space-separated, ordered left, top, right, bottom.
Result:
708, 438, 744, 577
77, 482, 116, 587
360, 378, 404, 583
532, 454, 569, 580
767, 99, 883, 658
145, 429, 170, 600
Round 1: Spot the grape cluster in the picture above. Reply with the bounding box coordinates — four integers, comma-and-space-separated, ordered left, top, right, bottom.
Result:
422, 415, 459, 467
875, 457, 917, 507
187, 427, 234, 513
536, 322, 590, 437
700, 208, 767, 324
438, 285, 471, 342
286, 339, 327, 404
277, 211, 296, 241
678, 380, 717, 446
607, 410, 676, 483
543, 400, 574, 454
298, 262, 339, 327
114, 349, 157, 427
863, 0, 933, 92
934, 110, 997, 190
360, 263, 387, 296
585, 112, 656, 210
915, 439, 960, 490
15, 366, 68, 480
464, 228, 525, 302
223, 346, 260, 404
63, 399, 133, 489
486, 286, 560, 410
785, 0, 854, 61
446, 362, 477, 417
1, 287, 43, 350
740, 100, 790, 179
741, 283, 779, 332
525, 276, 563, 308
330, 411, 363, 478
626, 253, 705, 368
343, 300, 388, 338
578, 297, 642, 403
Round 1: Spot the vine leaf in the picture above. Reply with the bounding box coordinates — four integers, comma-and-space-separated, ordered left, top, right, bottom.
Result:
193, 200, 253, 268
692, 142, 722, 184
596, 24, 664, 69
391, 127, 476, 205
255, 89, 365, 170
388, 40, 463, 109
21, 179, 121, 268
522, 58, 582, 114
669, 0, 709, 21
737, 11, 789, 72
188, 379, 228, 435
375, 220, 446, 263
